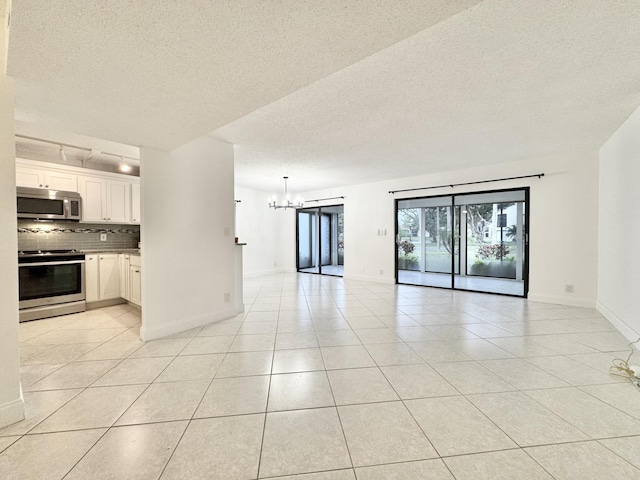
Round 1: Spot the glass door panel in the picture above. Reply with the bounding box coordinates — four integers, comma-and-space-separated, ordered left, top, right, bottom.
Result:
397, 189, 528, 297
297, 210, 318, 273
297, 204, 344, 277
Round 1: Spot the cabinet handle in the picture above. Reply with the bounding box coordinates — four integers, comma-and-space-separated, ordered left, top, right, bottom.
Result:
39, 184, 43, 187
134, 270, 140, 273
45, 185, 49, 188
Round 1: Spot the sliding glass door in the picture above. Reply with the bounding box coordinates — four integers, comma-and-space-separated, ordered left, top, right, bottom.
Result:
396, 188, 528, 296
297, 204, 344, 277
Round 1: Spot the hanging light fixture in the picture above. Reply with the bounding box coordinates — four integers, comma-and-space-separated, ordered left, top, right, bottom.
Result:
269, 176, 303, 210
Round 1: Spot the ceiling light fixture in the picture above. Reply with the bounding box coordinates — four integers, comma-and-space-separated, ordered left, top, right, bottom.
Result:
59, 145, 67, 162
118, 157, 131, 173
269, 176, 303, 210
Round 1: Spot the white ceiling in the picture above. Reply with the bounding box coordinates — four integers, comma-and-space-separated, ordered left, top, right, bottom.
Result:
8, 0, 640, 193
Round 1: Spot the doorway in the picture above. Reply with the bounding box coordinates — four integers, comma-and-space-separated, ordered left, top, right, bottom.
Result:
396, 188, 528, 296
297, 205, 344, 277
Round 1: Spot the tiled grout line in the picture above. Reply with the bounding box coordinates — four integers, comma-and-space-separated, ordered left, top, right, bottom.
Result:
6, 276, 640, 478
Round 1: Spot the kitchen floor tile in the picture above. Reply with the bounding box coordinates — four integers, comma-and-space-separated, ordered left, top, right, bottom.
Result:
431, 361, 516, 394
599, 435, 640, 469
271, 470, 356, 480
380, 364, 458, 399
180, 335, 234, 354
467, 391, 589, 446
320, 345, 376, 370
259, 408, 351, 478
408, 341, 472, 363
355, 459, 454, 480
525, 386, 640, 438
198, 321, 241, 336
194, 375, 269, 417
228, 333, 276, 352
66, 422, 187, 480
116, 380, 209, 424
579, 382, 640, 420
0, 436, 19, 453
154, 353, 224, 382
28, 359, 119, 390
162, 415, 263, 480
443, 449, 554, 480
479, 358, 569, 390
338, 401, 437, 467
353, 328, 402, 345
0, 429, 105, 480
316, 329, 362, 347
0, 389, 81, 436
19, 363, 64, 387
328, 367, 398, 405
406, 396, 517, 456
525, 355, 622, 386
275, 332, 320, 349
526, 441, 640, 480
93, 357, 172, 386
272, 348, 325, 373
215, 351, 273, 377
238, 321, 278, 334
364, 342, 424, 366
268, 371, 334, 411
128, 338, 191, 357
32, 384, 146, 433
77, 340, 143, 361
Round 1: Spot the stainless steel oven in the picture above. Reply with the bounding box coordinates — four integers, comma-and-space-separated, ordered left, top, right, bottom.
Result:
18, 250, 86, 322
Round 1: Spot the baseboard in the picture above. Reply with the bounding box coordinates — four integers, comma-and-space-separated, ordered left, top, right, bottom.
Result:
343, 274, 396, 285
0, 396, 24, 429
596, 301, 640, 342
86, 298, 126, 310
526, 292, 596, 308
243, 268, 286, 278
140, 306, 237, 341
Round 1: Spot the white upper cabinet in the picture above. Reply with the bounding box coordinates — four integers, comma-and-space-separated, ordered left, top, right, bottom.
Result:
79, 176, 107, 222
16, 159, 140, 225
107, 180, 131, 223
131, 183, 141, 224
16, 164, 77, 191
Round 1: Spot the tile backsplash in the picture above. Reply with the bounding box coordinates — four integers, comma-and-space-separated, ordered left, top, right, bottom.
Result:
18, 220, 140, 251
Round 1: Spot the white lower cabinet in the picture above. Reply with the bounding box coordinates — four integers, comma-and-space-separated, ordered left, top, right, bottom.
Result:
118, 253, 141, 306
85, 254, 120, 303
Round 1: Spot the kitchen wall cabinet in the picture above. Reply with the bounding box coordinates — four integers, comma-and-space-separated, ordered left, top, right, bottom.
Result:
85, 253, 120, 303
78, 176, 132, 224
131, 183, 141, 224
16, 164, 77, 191
16, 159, 140, 225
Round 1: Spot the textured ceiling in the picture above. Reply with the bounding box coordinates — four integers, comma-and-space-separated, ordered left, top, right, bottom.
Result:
8, 1, 640, 193
8, 0, 479, 150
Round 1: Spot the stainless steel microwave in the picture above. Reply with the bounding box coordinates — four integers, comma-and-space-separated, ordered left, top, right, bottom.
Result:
17, 186, 82, 221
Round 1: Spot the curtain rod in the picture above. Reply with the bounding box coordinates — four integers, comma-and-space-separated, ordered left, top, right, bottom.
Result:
16, 134, 140, 163
305, 196, 344, 203
388, 173, 545, 194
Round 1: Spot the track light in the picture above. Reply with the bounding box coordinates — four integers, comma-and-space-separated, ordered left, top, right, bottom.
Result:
59, 145, 67, 162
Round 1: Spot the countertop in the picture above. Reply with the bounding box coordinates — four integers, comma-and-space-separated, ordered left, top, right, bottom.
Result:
82, 248, 140, 255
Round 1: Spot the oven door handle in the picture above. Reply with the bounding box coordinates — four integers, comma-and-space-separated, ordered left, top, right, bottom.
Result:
19, 260, 85, 267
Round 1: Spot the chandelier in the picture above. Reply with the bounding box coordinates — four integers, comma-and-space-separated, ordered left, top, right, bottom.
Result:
269, 176, 303, 210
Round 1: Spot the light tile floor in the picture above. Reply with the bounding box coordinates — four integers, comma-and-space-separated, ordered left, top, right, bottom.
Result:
2, 273, 640, 479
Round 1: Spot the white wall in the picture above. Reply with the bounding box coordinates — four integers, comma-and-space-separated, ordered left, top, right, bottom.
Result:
0, 2, 25, 427
243, 148, 600, 307
140, 136, 236, 340
235, 186, 292, 276
598, 105, 640, 340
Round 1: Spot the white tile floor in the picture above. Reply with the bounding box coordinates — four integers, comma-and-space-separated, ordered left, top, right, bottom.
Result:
2, 273, 640, 479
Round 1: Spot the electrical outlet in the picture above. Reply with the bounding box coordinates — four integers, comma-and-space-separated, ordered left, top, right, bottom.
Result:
379, 269, 384, 275
565, 284, 574, 293
224, 292, 231, 303
100, 233, 107, 242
